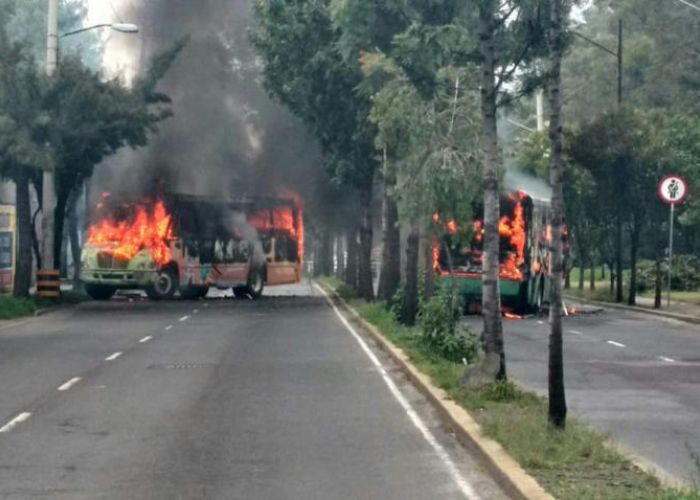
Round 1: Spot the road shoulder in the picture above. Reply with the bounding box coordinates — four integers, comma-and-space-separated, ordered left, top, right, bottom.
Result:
316, 282, 553, 500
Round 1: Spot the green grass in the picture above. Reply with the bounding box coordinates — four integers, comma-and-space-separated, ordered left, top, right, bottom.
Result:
639, 290, 700, 306
0, 296, 38, 320
318, 276, 700, 500
0, 290, 88, 320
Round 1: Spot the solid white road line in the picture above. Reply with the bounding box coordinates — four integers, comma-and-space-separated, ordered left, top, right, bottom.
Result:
179, 315, 190, 322
314, 284, 480, 500
139, 336, 152, 343
658, 356, 676, 363
105, 352, 122, 361
57, 377, 82, 392
0, 412, 32, 433
165, 325, 173, 331
607, 340, 626, 348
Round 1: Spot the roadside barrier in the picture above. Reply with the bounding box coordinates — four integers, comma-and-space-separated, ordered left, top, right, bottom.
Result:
36, 269, 61, 298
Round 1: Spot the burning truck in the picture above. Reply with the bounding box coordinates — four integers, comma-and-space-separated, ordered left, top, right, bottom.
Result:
434, 190, 564, 314
80, 193, 303, 300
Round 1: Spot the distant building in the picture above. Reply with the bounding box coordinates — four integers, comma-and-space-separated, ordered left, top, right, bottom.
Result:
0, 182, 17, 293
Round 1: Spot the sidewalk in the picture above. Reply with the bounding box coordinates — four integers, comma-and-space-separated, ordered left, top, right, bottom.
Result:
566, 293, 700, 325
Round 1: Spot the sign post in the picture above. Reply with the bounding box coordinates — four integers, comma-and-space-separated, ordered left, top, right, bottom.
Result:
657, 175, 689, 307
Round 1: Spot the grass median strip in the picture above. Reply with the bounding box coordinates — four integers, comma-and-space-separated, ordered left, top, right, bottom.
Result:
319, 277, 700, 500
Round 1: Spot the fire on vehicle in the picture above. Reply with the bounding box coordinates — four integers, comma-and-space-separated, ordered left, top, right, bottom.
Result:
434, 190, 564, 314
80, 193, 304, 300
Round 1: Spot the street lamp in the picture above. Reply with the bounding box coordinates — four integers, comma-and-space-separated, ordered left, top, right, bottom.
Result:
41, 0, 138, 283
61, 23, 139, 38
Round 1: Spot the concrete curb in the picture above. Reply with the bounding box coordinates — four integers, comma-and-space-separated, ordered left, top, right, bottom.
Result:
319, 283, 553, 500
566, 295, 700, 325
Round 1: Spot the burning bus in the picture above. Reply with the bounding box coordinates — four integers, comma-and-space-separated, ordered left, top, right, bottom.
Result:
434, 190, 559, 314
80, 193, 303, 300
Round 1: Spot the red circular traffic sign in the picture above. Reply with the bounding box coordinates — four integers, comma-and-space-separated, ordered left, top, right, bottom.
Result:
658, 175, 689, 205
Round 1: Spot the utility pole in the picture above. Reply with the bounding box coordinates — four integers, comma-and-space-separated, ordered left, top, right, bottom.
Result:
617, 19, 623, 106
572, 19, 623, 105
42, 0, 59, 274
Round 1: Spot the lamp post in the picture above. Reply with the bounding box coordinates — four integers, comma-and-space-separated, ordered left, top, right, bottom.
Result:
41, 0, 138, 284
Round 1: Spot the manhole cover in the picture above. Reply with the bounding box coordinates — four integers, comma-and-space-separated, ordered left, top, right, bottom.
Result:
148, 363, 213, 370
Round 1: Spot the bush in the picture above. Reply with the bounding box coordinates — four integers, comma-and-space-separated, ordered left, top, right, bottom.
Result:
419, 289, 479, 364
636, 255, 700, 292
335, 283, 357, 301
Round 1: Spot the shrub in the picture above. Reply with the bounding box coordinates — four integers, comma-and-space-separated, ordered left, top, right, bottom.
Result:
419, 288, 479, 364
636, 255, 700, 292
336, 283, 357, 301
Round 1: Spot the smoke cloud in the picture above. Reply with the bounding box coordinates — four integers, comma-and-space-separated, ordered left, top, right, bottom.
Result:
93, 0, 324, 209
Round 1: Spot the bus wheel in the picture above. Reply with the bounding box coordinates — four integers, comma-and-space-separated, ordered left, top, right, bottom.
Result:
146, 268, 178, 300
181, 285, 208, 300
232, 286, 249, 299
246, 267, 265, 299
85, 284, 116, 301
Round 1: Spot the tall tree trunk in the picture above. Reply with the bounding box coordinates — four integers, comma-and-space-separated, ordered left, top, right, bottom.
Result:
615, 217, 623, 303
654, 250, 662, 309
378, 180, 400, 301
13, 171, 32, 298
609, 262, 615, 295
345, 226, 358, 289
423, 235, 435, 300
578, 258, 584, 290
589, 257, 596, 290
357, 183, 375, 301
335, 233, 345, 279
547, 0, 567, 429
600, 263, 605, 280
465, 1, 506, 384
31, 206, 42, 271
627, 221, 640, 306
564, 268, 571, 289
401, 226, 420, 326
318, 229, 332, 277
67, 188, 81, 284
53, 187, 69, 274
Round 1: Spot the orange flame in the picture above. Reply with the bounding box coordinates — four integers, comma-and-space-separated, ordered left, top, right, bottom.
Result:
249, 200, 304, 264
87, 200, 173, 266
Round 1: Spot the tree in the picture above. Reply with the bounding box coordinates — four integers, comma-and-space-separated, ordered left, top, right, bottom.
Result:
0, 9, 51, 298
568, 109, 660, 306
361, 53, 482, 325
547, 0, 567, 428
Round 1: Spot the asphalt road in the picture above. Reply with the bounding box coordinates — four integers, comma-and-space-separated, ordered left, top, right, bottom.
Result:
466, 306, 700, 483
0, 283, 507, 500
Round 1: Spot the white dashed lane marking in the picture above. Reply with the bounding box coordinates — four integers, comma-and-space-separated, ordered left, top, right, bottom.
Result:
607, 340, 626, 348
193, 309, 199, 314
658, 356, 676, 363
165, 325, 173, 331
569, 330, 583, 335
0, 412, 31, 433
57, 377, 82, 392
105, 352, 122, 361
179, 315, 190, 322
139, 336, 152, 343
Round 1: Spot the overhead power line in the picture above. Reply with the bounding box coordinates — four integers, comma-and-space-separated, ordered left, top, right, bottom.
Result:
674, 0, 700, 13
